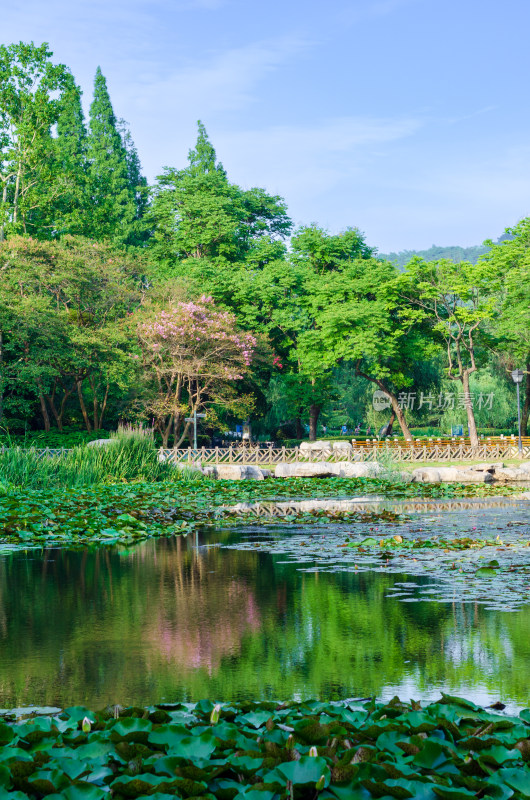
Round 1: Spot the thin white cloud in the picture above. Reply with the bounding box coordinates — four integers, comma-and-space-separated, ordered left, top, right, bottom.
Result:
123, 35, 311, 115
338, 0, 421, 25
213, 116, 422, 199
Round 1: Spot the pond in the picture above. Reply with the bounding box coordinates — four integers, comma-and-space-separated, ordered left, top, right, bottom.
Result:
0, 494, 529, 713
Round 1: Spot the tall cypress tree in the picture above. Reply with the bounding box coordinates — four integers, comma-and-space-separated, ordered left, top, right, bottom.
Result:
118, 118, 149, 246
86, 67, 137, 244
54, 72, 89, 235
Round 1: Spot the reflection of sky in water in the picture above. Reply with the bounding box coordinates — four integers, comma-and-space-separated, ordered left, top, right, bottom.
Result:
224, 495, 530, 611
0, 496, 529, 711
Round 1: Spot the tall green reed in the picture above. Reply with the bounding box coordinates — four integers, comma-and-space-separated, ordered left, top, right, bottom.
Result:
0, 434, 201, 490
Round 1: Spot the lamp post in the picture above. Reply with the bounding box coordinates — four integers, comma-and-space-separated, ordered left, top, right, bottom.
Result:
184, 411, 206, 450
511, 369, 524, 455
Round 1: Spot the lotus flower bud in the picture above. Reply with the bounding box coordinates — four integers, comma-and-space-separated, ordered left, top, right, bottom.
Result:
81, 716, 92, 733
315, 774, 326, 791
210, 703, 221, 724
309, 745, 318, 757
286, 734, 294, 750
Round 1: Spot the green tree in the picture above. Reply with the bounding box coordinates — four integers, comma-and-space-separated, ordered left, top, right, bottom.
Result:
481, 219, 530, 434
148, 121, 291, 278
286, 226, 424, 439
0, 236, 142, 431
0, 42, 73, 240
296, 252, 434, 440
399, 258, 496, 446
86, 67, 142, 245
53, 72, 89, 236
118, 118, 149, 246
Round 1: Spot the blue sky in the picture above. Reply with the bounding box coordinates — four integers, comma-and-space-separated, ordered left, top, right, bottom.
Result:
3, 0, 530, 251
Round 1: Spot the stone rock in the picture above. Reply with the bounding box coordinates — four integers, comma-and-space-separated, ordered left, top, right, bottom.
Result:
467, 462, 503, 473
299, 440, 333, 459
519, 462, 530, 473
337, 461, 384, 478
333, 441, 353, 455
412, 466, 493, 483
213, 465, 265, 480
300, 440, 332, 451
275, 461, 338, 478
87, 438, 114, 447
411, 468, 441, 483
275, 460, 386, 479
493, 467, 530, 482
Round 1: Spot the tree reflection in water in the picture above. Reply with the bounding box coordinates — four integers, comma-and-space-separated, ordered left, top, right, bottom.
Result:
0, 529, 527, 709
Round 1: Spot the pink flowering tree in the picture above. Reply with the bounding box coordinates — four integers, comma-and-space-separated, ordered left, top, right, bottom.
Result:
137, 296, 257, 447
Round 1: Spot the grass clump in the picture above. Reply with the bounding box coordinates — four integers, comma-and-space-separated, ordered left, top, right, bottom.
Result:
0, 434, 183, 489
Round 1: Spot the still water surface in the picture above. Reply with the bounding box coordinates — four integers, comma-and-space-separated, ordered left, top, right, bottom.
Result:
0, 499, 529, 711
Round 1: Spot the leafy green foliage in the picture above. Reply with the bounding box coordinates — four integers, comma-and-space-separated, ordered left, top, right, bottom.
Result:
148, 121, 291, 276
0, 696, 529, 798
0, 42, 74, 239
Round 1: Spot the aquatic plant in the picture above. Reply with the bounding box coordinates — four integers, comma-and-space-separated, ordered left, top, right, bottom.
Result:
0, 695, 529, 798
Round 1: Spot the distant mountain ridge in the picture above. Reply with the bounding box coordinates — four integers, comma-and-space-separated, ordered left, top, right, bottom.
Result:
380, 233, 513, 269
380, 243, 489, 269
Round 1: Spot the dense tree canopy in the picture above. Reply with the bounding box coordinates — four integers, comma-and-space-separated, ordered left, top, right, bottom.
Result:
0, 41, 527, 442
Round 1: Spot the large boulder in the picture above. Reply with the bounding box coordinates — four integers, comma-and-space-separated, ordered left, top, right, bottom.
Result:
518, 462, 530, 473
467, 462, 503, 473
275, 460, 387, 479
206, 465, 265, 480
299, 441, 332, 457
333, 441, 353, 456
411, 468, 441, 483
275, 461, 338, 478
337, 461, 384, 478
87, 438, 114, 447
493, 467, 530, 482
412, 466, 493, 483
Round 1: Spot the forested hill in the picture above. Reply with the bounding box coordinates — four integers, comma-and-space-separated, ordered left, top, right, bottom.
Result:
380, 243, 490, 269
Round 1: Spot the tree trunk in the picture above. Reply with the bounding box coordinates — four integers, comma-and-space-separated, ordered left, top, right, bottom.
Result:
38, 393, 51, 432
383, 410, 396, 436
175, 421, 193, 448
99, 383, 110, 430
522, 360, 530, 437
461, 371, 479, 447
160, 414, 174, 448
295, 416, 303, 439
0, 183, 7, 241
76, 378, 92, 432
386, 391, 413, 441
309, 404, 321, 441
47, 381, 69, 431
355, 365, 413, 440
93, 390, 99, 431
